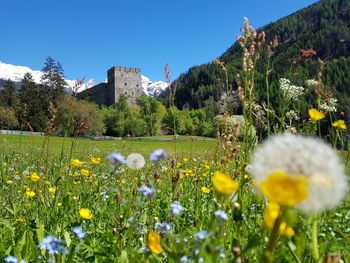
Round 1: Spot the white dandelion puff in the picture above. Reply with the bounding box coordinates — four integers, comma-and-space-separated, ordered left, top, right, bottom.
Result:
250, 133, 348, 213
126, 153, 145, 170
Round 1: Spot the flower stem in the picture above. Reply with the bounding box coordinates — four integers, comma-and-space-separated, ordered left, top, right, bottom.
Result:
312, 217, 320, 262
263, 206, 284, 262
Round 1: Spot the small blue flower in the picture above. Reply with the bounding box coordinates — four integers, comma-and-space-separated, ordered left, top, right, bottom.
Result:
38, 235, 68, 255
128, 217, 134, 222
106, 152, 127, 167
180, 256, 190, 262
155, 222, 172, 234
195, 230, 208, 240
214, 210, 229, 220
137, 186, 156, 197
198, 258, 204, 263
100, 192, 109, 199
4, 256, 18, 263
73, 226, 86, 239
150, 149, 167, 162
170, 201, 185, 215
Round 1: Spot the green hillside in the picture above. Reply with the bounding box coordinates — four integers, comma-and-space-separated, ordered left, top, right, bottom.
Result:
159, 0, 350, 118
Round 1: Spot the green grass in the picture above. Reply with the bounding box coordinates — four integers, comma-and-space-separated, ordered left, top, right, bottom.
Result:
0, 134, 218, 160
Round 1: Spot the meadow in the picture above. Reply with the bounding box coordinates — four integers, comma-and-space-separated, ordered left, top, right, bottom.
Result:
0, 132, 349, 263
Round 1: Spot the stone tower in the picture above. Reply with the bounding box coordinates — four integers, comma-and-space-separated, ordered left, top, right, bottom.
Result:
78, 66, 143, 106
107, 66, 143, 105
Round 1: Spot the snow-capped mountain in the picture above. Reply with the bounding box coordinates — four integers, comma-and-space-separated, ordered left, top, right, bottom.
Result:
0, 61, 167, 97
0, 61, 96, 93
142, 75, 167, 97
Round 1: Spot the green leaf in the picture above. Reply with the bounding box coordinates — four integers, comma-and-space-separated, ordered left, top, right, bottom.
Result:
63, 230, 72, 247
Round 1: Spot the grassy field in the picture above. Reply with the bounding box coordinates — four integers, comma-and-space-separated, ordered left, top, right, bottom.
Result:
0, 133, 349, 263
0, 134, 218, 160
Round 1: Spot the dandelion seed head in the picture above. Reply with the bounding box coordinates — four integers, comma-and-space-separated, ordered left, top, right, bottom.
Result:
126, 153, 145, 170
250, 133, 348, 213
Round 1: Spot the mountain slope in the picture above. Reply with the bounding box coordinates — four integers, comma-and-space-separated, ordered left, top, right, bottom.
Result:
159, 0, 350, 116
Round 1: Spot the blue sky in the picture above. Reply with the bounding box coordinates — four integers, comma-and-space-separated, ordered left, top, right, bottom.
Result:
0, 0, 318, 83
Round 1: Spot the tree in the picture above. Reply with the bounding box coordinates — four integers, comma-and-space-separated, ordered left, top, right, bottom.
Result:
0, 79, 19, 109
0, 106, 19, 129
55, 95, 105, 136
136, 95, 166, 136
41, 56, 67, 105
17, 73, 49, 131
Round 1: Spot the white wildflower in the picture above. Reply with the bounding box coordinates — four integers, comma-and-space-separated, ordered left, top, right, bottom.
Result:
285, 110, 299, 121
250, 133, 348, 213
306, 79, 319, 87
279, 78, 304, 100
126, 153, 145, 170
319, 98, 337, 113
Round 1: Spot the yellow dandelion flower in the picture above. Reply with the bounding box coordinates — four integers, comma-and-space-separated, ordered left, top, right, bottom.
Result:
259, 171, 308, 207
148, 232, 163, 254
90, 157, 101, 164
79, 208, 93, 219
308, 108, 325, 121
264, 202, 295, 236
72, 159, 83, 167
15, 218, 25, 223
211, 171, 239, 195
57, 202, 62, 207
7, 180, 14, 184
30, 172, 40, 182
48, 187, 57, 193
332, 120, 347, 130
73, 196, 78, 200
26, 191, 36, 198
201, 186, 210, 194
183, 157, 189, 162
80, 169, 90, 176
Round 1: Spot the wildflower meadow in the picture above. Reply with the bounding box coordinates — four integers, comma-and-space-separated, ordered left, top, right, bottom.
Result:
1, 19, 350, 263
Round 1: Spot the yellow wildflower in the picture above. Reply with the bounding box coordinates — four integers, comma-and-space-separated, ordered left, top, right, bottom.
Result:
30, 172, 40, 182
332, 120, 347, 130
57, 203, 62, 207
308, 108, 325, 121
259, 171, 308, 207
44, 181, 51, 185
264, 202, 295, 236
211, 171, 239, 195
15, 218, 25, 223
73, 196, 78, 200
7, 180, 14, 184
48, 187, 57, 193
72, 159, 83, 167
183, 157, 189, 162
148, 232, 163, 254
90, 157, 101, 164
201, 186, 210, 194
26, 191, 36, 198
80, 169, 90, 176
79, 208, 93, 219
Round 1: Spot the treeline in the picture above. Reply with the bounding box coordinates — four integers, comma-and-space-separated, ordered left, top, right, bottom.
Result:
0, 57, 219, 137
158, 0, 350, 118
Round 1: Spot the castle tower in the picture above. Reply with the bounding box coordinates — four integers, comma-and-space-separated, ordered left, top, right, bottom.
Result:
107, 66, 143, 105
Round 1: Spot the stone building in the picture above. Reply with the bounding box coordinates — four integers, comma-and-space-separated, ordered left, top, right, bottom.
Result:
79, 66, 143, 106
